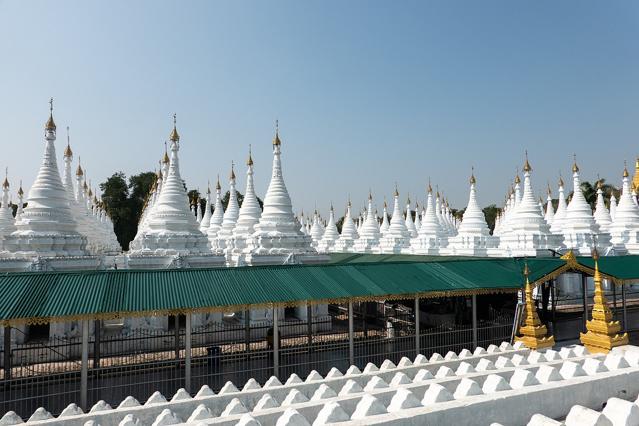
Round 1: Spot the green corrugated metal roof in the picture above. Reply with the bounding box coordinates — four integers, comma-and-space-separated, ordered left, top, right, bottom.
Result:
0, 257, 569, 325
574, 255, 639, 283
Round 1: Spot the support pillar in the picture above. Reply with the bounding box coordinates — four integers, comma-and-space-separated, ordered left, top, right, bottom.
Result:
582, 273, 588, 331
273, 307, 279, 378
414, 297, 420, 357
348, 301, 354, 366
3, 327, 11, 381
93, 320, 101, 369
174, 316, 180, 363
472, 295, 478, 349
622, 284, 628, 332
185, 314, 191, 393
244, 310, 251, 354
80, 319, 89, 412
612, 281, 617, 311
551, 279, 557, 332
307, 304, 313, 354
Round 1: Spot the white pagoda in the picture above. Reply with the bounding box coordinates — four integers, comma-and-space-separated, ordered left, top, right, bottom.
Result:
609, 165, 639, 254
411, 183, 448, 255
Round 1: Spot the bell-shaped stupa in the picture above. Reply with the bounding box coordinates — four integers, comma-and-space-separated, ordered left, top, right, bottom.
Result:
4, 100, 89, 258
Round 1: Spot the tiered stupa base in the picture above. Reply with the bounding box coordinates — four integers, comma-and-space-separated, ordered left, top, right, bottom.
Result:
3, 234, 88, 258
379, 236, 411, 254
562, 231, 613, 256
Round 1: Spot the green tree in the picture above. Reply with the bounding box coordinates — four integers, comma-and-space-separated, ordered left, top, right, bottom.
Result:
100, 172, 133, 250
482, 204, 499, 233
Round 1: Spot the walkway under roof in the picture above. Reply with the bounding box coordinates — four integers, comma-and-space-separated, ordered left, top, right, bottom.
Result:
0, 253, 637, 327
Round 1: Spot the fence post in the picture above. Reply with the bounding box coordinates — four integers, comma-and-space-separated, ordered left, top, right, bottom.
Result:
307, 304, 313, 354
414, 297, 420, 357
273, 307, 279, 378
622, 284, 628, 332
581, 273, 588, 331
3, 326, 11, 381
244, 310, 250, 355
80, 319, 89, 412
185, 314, 191, 393
348, 301, 354, 366
174, 316, 180, 362
471, 295, 478, 349
93, 320, 101, 369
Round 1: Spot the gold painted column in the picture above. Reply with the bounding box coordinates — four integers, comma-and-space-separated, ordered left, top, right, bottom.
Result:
580, 249, 628, 353
515, 264, 555, 350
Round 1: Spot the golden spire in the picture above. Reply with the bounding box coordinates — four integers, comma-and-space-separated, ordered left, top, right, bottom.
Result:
216, 174, 221, 191
162, 141, 170, 164
427, 178, 432, 194
547, 182, 551, 195
169, 114, 179, 142
623, 160, 629, 178
407, 193, 411, 204
45, 98, 56, 131
514, 174, 520, 185
394, 183, 399, 197
247, 144, 254, 166
572, 154, 579, 173
523, 150, 532, 173
64, 126, 73, 158
368, 190, 373, 201
580, 247, 629, 353
596, 177, 603, 190
272, 120, 281, 146
83, 180, 88, 191
2, 167, 9, 189
515, 262, 555, 350
76, 156, 84, 176
558, 173, 564, 187
207, 180, 211, 195
230, 161, 236, 180
383, 198, 387, 208
469, 167, 476, 185
17, 180, 23, 197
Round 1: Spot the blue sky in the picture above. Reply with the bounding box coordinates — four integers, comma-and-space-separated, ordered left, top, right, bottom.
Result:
0, 1, 637, 216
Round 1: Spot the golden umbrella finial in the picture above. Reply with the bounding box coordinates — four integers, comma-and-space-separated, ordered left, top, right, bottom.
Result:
623, 161, 629, 178
162, 141, 170, 164
470, 166, 476, 185
18, 180, 23, 197
64, 126, 73, 158
2, 167, 9, 189
273, 120, 281, 146
76, 156, 84, 177
45, 97, 56, 131
558, 172, 564, 187
523, 150, 532, 173
394, 182, 399, 197
169, 113, 179, 142
230, 161, 236, 180
216, 174, 221, 191
572, 154, 579, 173
247, 144, 254, 166
427, 177, 432, 194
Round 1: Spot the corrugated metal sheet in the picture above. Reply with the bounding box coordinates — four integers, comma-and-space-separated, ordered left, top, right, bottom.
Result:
0, 257, 570, 325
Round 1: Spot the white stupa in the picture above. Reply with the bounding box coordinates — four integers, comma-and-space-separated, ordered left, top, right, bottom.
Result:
446, 171, 498, 256
210, 163, 240, 252
4, 101, 89, 258
0, 171, 17, 247
317, 204, 340, 253
497, 155, 562, 257
411, 183, 448, 254
593, 180, 612, 233
206, 176, 225, 243
560, 158, 612, 255
610, 193, 618, 221
609, 165, 639, 254
405, 196, 418, 238
550, 176, 568, 236
309, 210, 325, 248
128, 115, 212, 259
244, 124, 325, 265
414, 202, 421, 233
544, 184, 555, 226
379, 200, 390, 235
334, 200, 359, 253
199, 184, 212, 232
229, 148, 263, 263
14, 182, 24, 222
353, 192, 382, 253
380, 187, 411, 254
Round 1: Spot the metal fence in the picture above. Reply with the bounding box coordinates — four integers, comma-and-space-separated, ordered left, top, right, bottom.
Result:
1, 298, 514, 419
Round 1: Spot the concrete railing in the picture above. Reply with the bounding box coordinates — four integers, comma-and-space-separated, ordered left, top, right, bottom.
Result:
3, 342, 639, 426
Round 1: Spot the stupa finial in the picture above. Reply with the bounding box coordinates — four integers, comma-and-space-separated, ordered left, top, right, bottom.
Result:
247, 144, 254, 166
45, 97, 56, 131
64, 126, 73, 158
273, 120, 281, 146
523, 150, 532, 173
470, 167, 476, 185
572, 154, 579, 173
169, 113, 179, 142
